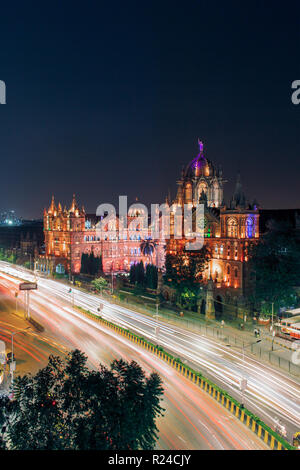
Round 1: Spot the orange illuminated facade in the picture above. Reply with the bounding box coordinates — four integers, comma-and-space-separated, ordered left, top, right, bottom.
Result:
41, 140, 259, 295
42, 195, 165, 275
166, 140, 260, 296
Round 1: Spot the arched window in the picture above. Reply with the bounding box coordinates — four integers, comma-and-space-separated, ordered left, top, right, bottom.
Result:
213, 182, 219, 206
227, 218, 237, 238
227, 265, 230, 275
234, 267, 238, 278
197, 181, 207, 200
185, 183, 192, 202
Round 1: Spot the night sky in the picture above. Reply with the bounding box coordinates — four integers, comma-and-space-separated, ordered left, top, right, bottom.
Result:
0, 1, 299, 218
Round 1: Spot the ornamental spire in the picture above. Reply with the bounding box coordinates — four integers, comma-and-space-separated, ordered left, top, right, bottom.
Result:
198, 138, 204, 153
69, 193, 78, 213
48, 195, 56, 213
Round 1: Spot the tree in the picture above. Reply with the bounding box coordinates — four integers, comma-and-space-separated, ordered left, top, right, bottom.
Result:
145, 264, 158, 289
179, 287, 197, 310
164, 248, 210, 288
136, 261, 145, 285
140, 239, 156, 263
91, 276, 108, 293
80, 252, 103, 276
129, 263, 136, 284
1, 350, 164, 450
249, 221, 300, 314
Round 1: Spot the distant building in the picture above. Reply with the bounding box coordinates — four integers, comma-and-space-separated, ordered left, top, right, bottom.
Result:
0, 210, 21, 226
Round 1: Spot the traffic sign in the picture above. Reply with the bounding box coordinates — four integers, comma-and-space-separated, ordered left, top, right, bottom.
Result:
19, 282, 37, 291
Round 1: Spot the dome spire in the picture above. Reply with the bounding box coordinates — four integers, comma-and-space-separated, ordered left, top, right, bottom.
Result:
198, 138, 204, 153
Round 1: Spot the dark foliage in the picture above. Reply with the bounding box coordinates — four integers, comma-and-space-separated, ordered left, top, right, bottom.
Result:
80, 251, 102, 276
0, 350, 164, 450
249, 221, 300, 312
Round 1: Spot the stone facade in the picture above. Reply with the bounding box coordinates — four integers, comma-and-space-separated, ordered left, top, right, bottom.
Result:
41, 195, 165, 275
166, 140, 260, 302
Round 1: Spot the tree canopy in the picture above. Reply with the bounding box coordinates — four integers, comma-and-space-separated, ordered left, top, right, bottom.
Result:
0, 350, 164, 450
80, 251, 102, 276
249, 221, 300, 313
91, 276, 109, 292
165, 248, 209, 288
129, 262, 158, 289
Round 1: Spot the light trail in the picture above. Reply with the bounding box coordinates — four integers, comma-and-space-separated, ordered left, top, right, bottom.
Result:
0, 261, 298, 443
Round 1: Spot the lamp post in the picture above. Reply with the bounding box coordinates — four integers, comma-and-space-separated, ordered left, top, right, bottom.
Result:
10, 327, 30, 386
111, 260, 115, 295
271, 329, 276, 351
15, 291, 18, 314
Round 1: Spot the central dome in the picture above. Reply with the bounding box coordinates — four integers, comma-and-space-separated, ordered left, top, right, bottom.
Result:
185, 139, 214, 178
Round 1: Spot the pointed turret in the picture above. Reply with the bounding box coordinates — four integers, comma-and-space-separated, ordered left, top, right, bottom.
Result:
69, 194, 79, 213
58, 202, 62, 212
48, 195, 56, 214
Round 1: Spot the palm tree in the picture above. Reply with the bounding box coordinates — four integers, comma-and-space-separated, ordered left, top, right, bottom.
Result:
140, 239, 156, 264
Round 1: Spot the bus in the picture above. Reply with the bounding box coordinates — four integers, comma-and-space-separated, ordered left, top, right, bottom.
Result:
276, 315, 300, 341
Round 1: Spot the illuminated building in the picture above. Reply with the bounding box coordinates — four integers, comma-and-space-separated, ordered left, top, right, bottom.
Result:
41, 195, 165, 275
166, 140, 260, 305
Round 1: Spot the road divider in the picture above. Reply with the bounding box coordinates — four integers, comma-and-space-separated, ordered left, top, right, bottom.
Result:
28, 317, 44, 333
76, 306, 296, 451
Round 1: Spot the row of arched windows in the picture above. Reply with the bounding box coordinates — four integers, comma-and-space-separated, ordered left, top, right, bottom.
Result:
226, 217, 255, 238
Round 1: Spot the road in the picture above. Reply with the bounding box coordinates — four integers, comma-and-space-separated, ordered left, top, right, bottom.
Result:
0, 272, 267, 450
1, 261, 297, 444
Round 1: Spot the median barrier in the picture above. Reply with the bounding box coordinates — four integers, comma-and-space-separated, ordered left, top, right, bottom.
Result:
76, 306, 296, 451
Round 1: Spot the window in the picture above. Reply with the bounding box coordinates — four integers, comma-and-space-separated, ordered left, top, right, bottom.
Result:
185, 183, 192, 201
246, 218, 254, 238
227, 218, 237, 238
234, 268, 238, 278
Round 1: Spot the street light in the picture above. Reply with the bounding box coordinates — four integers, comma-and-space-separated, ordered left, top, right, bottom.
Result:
271, 329, 276, 351
14, 291, 18, 314
10, 327, 31, 386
